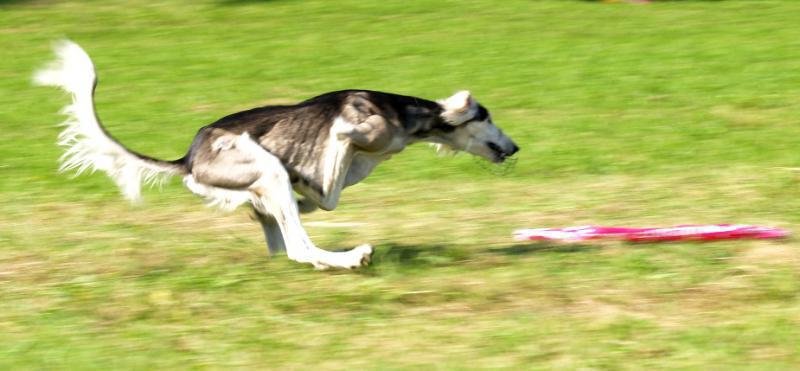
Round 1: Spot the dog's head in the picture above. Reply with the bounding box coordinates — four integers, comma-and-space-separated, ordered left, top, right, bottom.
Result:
431, 91, 518, 163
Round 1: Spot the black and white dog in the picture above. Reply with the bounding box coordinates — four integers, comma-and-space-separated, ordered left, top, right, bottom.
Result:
36, 41, 519, 270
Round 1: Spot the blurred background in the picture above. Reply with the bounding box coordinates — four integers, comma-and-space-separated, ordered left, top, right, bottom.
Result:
2, 0, 800, 368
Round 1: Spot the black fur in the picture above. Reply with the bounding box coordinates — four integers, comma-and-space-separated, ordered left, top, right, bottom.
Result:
183, 90, 459, 181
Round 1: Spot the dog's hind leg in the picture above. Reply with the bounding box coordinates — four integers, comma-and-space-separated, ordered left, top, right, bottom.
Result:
253, 209, 286, 256
252, 201, 326, 256
249, 167, 372, 270
237, 134, 371, 269
191, 131, 372, 269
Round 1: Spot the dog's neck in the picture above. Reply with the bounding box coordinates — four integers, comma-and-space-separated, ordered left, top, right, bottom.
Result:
399, 100, 450, 144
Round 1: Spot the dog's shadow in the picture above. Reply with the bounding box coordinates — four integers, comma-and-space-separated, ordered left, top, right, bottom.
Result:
369, 243, 461, 268
488, 242, 598, 256
350, 241, 598, 271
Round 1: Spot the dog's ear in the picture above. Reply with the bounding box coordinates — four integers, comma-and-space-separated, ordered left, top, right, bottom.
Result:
439, 90, 477, 125
442, 90, 474, 113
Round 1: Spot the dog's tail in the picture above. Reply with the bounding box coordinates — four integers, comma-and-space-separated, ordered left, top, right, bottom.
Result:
34, 40, 187, 202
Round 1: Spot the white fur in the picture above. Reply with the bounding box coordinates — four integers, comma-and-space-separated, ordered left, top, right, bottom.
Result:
239, 134, 372, 269
183, 133, 263, 211
317, 116, 356, 210
34, 40, 180, 202
35, 41, 520, 271
430, 143, 459, 156
183, 131, 372, 269
438, 90, 477, 125
183, 175, 252, 211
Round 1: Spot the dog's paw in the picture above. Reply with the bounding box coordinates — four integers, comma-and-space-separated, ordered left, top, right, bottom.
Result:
341, 244, 373, 270
353, 243, 373, 268
305, 244, 373, 270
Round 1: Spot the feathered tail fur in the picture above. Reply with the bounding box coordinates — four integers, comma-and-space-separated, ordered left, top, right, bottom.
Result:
34, 40, 186, 202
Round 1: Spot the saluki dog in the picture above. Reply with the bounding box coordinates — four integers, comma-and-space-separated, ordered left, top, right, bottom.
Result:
35, 41, 519, 270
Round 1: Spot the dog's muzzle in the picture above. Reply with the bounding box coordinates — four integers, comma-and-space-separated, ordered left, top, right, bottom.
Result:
488, 141, 519, 163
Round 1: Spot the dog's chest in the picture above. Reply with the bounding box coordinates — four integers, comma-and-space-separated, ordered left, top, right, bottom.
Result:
344, 135, 404, 186
345, 153, 387, 187
287, 152, 383, 205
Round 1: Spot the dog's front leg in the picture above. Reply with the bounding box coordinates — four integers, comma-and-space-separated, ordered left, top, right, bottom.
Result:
249, 150, 372, 270
317, 118, 358, 211
250, 185, 372, 269
317, 115, 397, 210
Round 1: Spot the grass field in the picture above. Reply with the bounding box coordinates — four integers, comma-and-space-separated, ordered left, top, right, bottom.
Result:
3, 0, 800, 368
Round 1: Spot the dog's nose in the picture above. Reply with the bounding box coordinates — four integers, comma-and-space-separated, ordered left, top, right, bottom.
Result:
509, 143, 519, 156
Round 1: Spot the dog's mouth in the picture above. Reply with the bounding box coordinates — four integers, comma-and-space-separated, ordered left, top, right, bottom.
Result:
476, 145, 518, 176
487, 142, 518, 163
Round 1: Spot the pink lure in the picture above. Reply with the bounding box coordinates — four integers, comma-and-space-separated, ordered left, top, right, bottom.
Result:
513, 225, 788, 243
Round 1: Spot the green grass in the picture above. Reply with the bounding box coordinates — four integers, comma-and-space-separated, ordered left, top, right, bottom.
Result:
3, 0, 800, 369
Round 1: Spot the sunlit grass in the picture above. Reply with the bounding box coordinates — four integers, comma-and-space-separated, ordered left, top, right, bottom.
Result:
2, 0, 800, 369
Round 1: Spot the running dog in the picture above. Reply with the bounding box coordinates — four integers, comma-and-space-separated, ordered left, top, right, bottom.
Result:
35, 41, 519, 270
